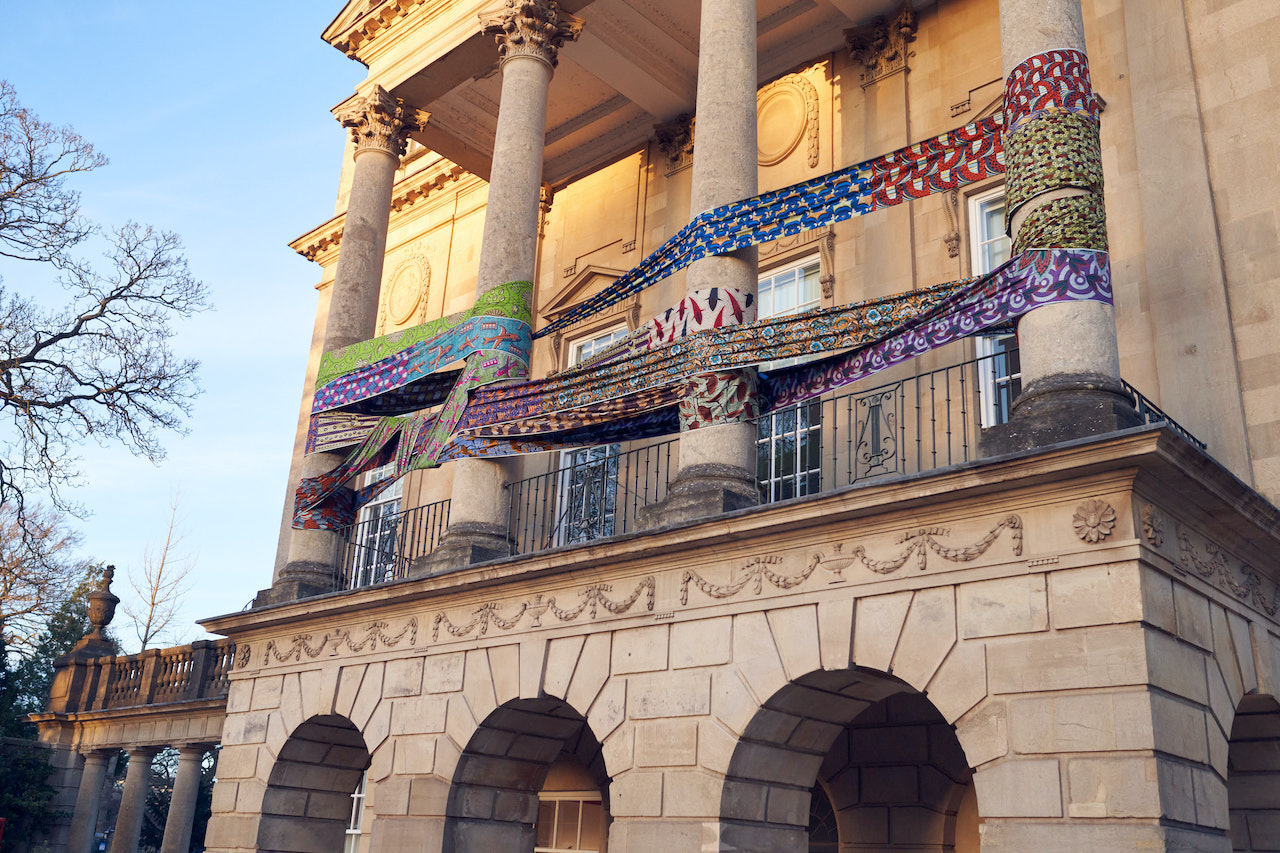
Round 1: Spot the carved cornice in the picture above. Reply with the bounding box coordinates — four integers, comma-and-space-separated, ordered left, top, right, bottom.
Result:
335, 85, 430, 157
844, 3, 918, 86
325, 0, 432, 59
480, 0, 583, 68
653, 113, 695, 173
291, 160, 469, 262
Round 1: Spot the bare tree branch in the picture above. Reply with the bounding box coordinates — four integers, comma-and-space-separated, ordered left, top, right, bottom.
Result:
121, 494, 194, 650
0, 82, 208, 523
0, 502, 93, 656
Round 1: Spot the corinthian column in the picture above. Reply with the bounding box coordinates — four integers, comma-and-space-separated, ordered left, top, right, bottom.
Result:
983, 0, 1138, 454
430, 0, 582, 569
642, 0, 761, 528
271, 86, 428, 603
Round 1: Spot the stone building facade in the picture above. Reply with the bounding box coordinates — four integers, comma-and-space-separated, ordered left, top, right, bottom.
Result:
31, 0, 1280, 852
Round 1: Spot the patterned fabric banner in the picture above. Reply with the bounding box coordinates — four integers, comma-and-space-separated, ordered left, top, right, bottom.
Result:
316, 280, 532, 388
536, 114, 1003, 339
295, 249, 1111, 529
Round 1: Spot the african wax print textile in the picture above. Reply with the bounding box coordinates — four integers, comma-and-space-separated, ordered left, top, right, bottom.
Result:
312, 315, 531, 414
1003, 49, 1098, 135
536, 114, 1004, 339
647, 287, 756, 348
295, 250, 1111, 529
764, 248, 1111, 408
307, 411, 387, 454
315, 280, 532, 388
1013, 194, 1107, 254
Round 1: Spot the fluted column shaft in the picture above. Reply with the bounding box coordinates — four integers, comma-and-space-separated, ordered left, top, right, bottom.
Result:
67, 751, 110, 853
109, 747, 159, 853
993, 0, 1136, 443
159, 747, 205, 853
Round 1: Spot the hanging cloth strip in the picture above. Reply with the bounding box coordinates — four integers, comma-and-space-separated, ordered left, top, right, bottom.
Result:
536, 113, 1003, 339
294, 247, 1111, 530
312, 280, 533, 414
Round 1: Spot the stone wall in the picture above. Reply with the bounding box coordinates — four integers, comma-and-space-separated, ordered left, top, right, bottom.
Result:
207, 432, 1280, 852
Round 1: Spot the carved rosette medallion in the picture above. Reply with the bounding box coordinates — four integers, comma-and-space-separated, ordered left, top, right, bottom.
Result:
1072, 499, 1116, 544
336, 85, 429, 157
480, 0, 583, 68
756, 73, 820, 168
379, 252, 431, 331
1141, 503, 1164, 547
844, 4, 918, 87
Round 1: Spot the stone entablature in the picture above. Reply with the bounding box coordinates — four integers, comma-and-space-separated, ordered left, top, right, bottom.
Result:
289, 157, 473, 265
202, 429, 1280, 852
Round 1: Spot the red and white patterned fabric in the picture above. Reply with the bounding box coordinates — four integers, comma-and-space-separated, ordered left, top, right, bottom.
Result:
645, 287, 756, 349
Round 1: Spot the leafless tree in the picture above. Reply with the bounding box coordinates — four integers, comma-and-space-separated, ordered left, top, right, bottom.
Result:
0, 502, 93, 655
122, 496, 194, 650
0, 80, 208, 525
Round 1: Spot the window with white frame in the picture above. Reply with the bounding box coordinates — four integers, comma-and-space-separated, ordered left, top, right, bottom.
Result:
350, 463, 403, 588
534, 791, 605, 853
344, 771, 367, 853
756, 256, 823, 502
556, 325, 628, 545
969, 187, 1021, 427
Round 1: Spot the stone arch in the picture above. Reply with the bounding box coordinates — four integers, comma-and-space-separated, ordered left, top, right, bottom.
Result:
255, 714, 371, 853
720, 667, 979, 852
1227, 693, 1280, 851
443, 697, 610, 852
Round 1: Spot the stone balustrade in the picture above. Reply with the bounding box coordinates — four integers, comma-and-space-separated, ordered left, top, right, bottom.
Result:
31, 637, 235, 853
47, 638, 235, 716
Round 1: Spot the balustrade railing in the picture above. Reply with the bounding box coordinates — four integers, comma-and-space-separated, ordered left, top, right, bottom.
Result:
48, 638, 237, 714
297, 352, 1202, 574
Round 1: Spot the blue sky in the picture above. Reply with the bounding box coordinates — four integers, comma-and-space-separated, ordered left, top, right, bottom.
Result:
2, 4, 366, 648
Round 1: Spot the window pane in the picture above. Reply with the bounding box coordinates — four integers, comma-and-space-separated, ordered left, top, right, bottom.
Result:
555, 800, 580, 847
579, 801, 603, 850
536, 801, 556, 846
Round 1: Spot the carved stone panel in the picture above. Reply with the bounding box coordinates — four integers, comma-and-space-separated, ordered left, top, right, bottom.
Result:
379, 252, 430, 332
756, 73, 819, 168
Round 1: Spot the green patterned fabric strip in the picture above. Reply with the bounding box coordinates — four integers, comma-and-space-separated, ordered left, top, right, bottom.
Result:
1012, 194, 1108, 254
1005, 112, 1103, 232
315, 280, 532, 389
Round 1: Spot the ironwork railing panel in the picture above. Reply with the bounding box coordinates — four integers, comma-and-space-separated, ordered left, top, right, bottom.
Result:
508, 439, 678, 556
333, 498, 451, 591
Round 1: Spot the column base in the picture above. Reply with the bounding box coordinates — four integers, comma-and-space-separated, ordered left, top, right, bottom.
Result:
979, 374, 1141, 457
419, 522, 514, 574
253, 561, 338, 608
637, 463, 759, 530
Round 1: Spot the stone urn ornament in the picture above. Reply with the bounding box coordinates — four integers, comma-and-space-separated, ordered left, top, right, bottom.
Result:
85, 564, 120, 640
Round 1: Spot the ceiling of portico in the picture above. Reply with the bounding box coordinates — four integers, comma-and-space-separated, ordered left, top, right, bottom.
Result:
376, 0, 923, 186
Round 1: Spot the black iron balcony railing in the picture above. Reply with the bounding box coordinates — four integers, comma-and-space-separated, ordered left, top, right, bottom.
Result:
333, 349, 1203, 587
332, 498, 450, 590
507, 439, 678, 556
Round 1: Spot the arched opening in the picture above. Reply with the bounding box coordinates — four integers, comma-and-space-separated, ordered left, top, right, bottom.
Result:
445, 697, 610, 852
256, 714, 371, 853
1227, 694, 1280, 851
721, 669, 979, 852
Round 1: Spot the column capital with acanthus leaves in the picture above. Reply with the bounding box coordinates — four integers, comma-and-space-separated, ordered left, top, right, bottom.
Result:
335, 85, 429, 157
480, 0, 583, 69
